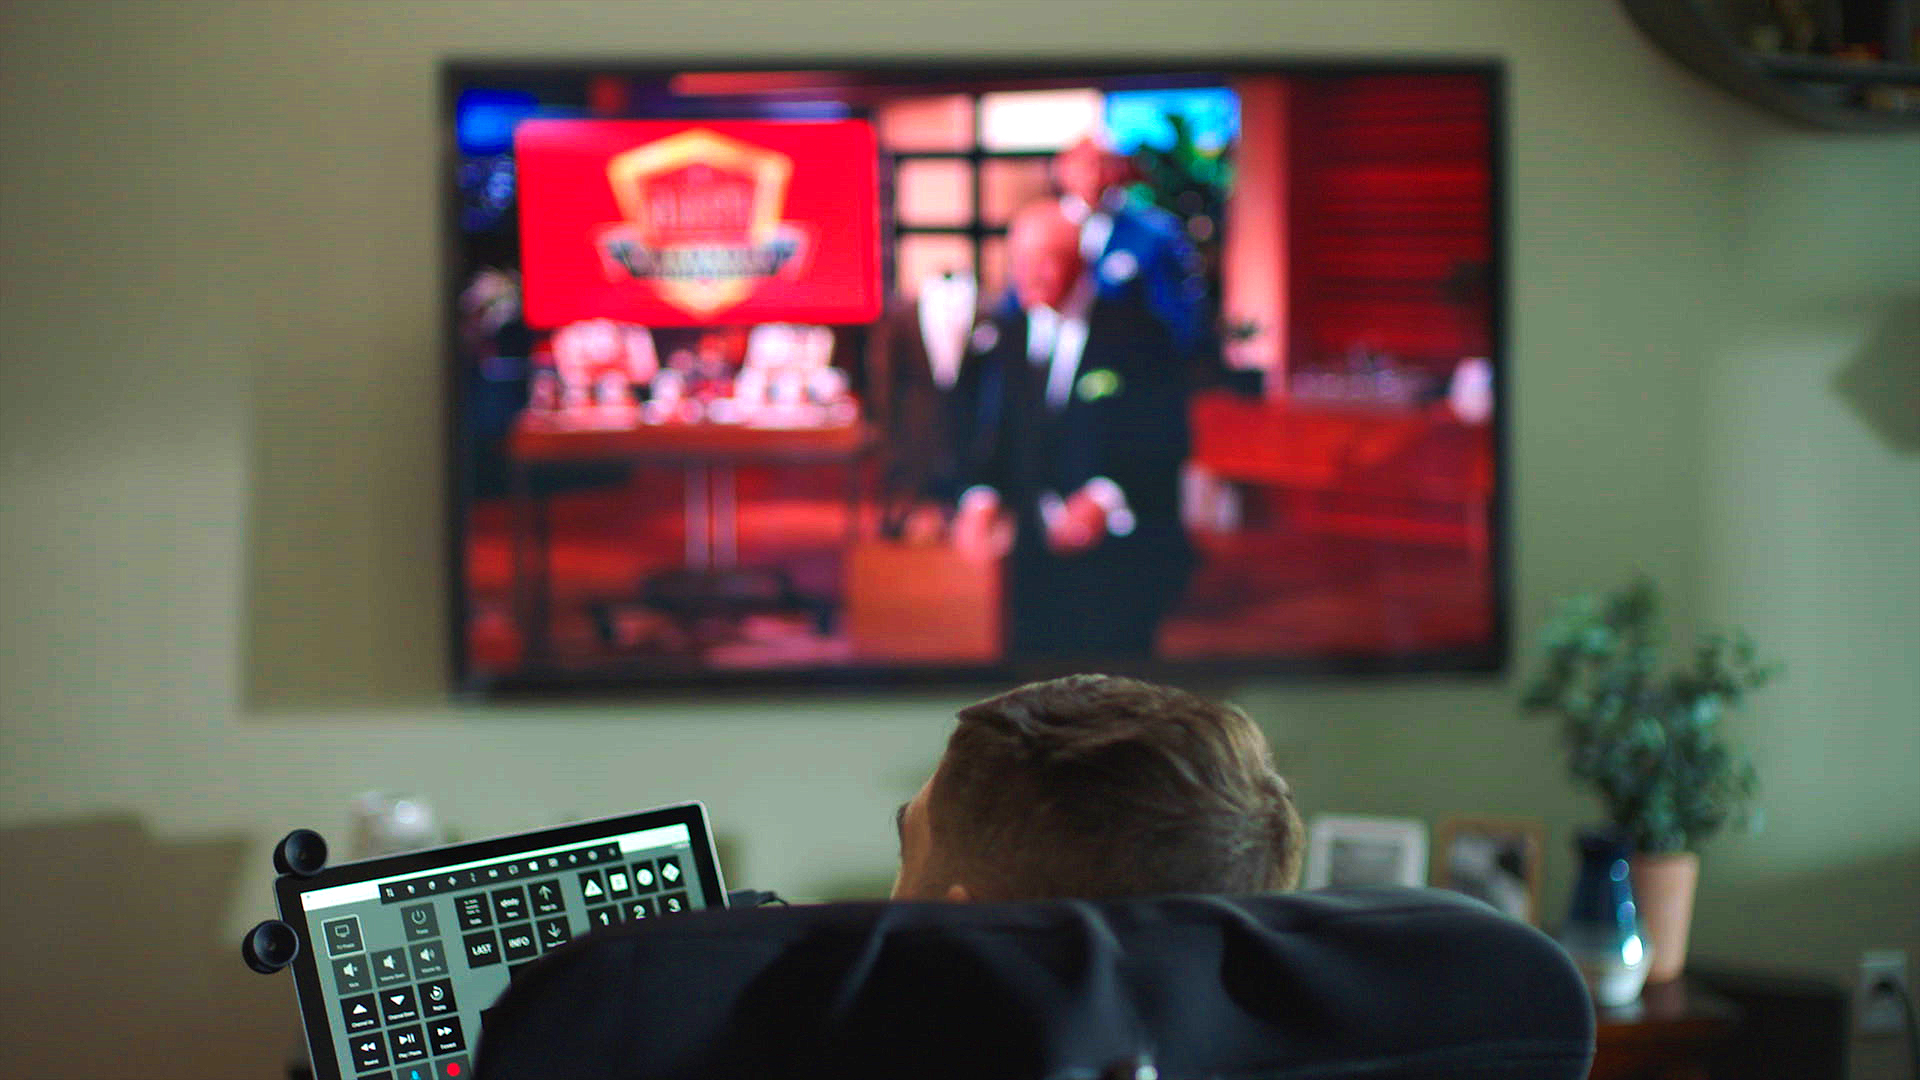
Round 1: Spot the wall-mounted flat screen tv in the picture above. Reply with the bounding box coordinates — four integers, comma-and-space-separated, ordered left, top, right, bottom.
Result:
445, 60, 1506, 694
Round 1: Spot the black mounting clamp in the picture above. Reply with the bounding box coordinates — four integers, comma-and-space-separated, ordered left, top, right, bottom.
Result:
242, 829, 330, 975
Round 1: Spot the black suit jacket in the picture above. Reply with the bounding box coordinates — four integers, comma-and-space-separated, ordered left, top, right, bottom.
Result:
950, 284, 1196, 656
952, 285, 1190, 554
867, 299, 963, 509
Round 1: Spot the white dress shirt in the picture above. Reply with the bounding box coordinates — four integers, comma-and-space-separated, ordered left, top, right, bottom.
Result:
1026, 273, 1096, 413
1018, 272, 1135, 538
1059, 193, 1118, 263
918, 272, 977, 391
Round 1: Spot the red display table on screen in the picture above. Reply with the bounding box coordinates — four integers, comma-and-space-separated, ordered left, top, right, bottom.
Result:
504, 410, 875, 664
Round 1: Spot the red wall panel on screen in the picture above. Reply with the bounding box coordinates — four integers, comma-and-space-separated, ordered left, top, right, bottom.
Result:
516, 119, 881, 328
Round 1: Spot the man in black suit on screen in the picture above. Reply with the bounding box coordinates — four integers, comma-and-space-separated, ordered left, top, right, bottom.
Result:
950, 201, 1194, 659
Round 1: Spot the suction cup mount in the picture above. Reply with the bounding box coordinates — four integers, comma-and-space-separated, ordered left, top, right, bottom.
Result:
274, 828, 329, 877
242, 919, 300, 974
244, 828, 330, 975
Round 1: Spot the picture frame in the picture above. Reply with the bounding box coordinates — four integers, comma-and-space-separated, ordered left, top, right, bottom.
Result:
1302, 815, 1429, 889
1432, 816, 1546, 924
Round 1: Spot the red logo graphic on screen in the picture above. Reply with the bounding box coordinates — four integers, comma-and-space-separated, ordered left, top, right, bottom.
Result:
595, 130, 807, 318
516, 119, 880, 328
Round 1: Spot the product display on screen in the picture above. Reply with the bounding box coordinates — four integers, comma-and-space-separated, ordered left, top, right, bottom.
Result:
446, 61, 1507, 693
274, 803, 725, 1080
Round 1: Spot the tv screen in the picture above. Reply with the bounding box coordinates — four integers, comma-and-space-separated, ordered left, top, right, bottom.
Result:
445, 60, 1506, 693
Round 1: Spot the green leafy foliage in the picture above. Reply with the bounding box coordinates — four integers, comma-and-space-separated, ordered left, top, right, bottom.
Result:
1523, 577, 1780, 853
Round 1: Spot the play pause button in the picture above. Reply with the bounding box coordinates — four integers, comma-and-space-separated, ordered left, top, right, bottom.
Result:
388, 1024, 428, 1064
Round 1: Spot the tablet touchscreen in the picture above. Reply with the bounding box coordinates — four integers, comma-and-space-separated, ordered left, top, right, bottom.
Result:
274, 802, 724, 1080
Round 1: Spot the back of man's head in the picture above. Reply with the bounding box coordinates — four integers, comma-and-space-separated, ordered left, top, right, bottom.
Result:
928, 674, 1303, 900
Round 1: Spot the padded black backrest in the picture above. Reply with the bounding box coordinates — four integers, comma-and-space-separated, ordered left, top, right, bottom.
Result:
475, 888, 1594, 1080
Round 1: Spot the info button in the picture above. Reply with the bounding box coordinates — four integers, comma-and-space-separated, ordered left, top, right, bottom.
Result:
500, 924, 539, 964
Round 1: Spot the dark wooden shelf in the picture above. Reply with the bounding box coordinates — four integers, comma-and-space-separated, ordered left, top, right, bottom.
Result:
1622, 0, 1920, 131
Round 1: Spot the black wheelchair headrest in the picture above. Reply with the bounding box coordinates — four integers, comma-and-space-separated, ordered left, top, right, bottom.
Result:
475, 888, 1594, 1080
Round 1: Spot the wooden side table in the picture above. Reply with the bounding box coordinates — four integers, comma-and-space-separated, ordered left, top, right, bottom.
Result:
1590, 977, 1741, 1080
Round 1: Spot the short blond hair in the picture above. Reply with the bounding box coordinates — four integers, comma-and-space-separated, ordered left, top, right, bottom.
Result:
931, 675, 1304, 899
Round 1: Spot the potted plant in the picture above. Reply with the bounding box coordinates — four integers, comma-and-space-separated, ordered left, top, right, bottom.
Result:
1523, 576, 1779, 984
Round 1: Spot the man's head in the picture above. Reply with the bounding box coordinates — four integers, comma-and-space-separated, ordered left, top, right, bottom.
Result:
892, 675, 1304, 902
1006, 201, 1085, 313
1052, 135, 1127, 209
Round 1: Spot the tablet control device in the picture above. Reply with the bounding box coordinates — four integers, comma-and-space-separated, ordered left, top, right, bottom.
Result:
272, 802, 725, 1080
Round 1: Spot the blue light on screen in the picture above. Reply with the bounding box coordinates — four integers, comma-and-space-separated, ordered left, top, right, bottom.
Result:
1104, 87, 1240, 154
457, 88, 566, 156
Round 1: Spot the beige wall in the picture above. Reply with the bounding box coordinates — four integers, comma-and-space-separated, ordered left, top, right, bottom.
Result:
1, 1, 1914, 1077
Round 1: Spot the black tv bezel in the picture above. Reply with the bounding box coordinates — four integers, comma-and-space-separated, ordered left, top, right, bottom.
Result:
276, 801, 727, 1080
440, 57, 1510, 700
